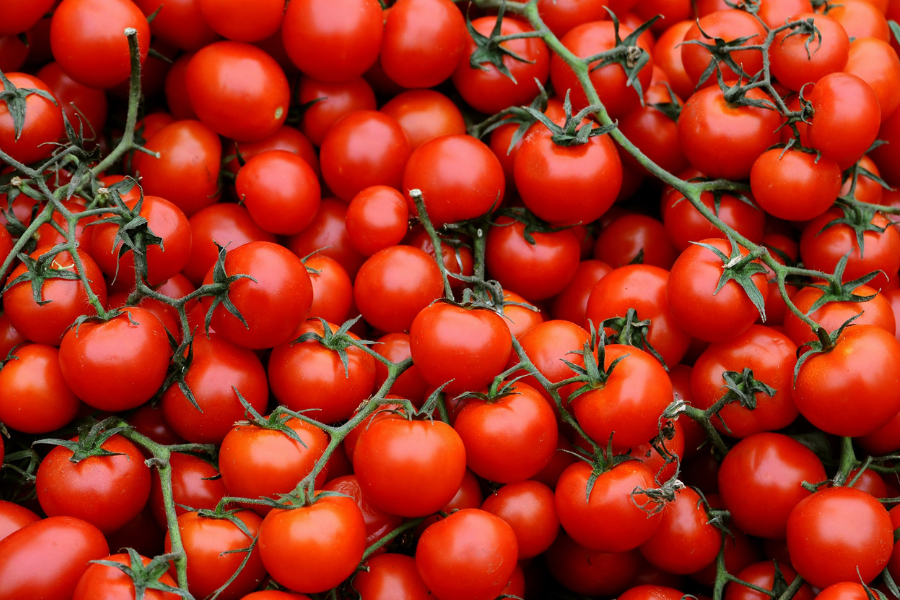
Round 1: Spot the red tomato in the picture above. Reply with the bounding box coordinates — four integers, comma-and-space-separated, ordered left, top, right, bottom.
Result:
380, 0, 467, 89
794, 324, 900, 436
197, 0, 283, 42
74, 552, 179, 600
551, 20, 653, 116
770, 14, 849, 92
682, 10, 766, 86
353, 553, 431, 600
259, 496, 366, 594
0, 73, 63, 166
149, 452, 227, 527
36, 433, 151, 534
416, 509, 518, 600
380, 90, 466, 151
296, 75, 377, 147
354, 418, 466, 517
807, 73, 881, 169
639, 487, 722, 575
0, 343, 80, 434
236, 150, 320, 235
36, 62, 108, 136
787, 486, 893, 588
0, 516, 109, 600
50, 0, 150, 89
200, 241, 313, 349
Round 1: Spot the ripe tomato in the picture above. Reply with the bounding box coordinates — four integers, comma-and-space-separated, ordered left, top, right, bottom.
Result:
667, 238, 768, 343
74, 552, 179, 600
682, 10, 766, 86
0, 73, 63, 167
410, 303, 512, 396
845, 38, 900, 121
58, 307, 169, 411
345, 186, 409, 256
134, 120, 222, 217
807, 73, 881, 169
148, 452, 227, 527
288, 198, 367, 278
36, 433, 151, 534
165, 511, 266, 600
380, 90, 466, 151
571, 344, 673, 451
586, 264, 693, 367
50, 0, 150, 89
692, 325, 799, 437
354, 418, 466, 517
751, 148, 842, 222
197, 0, 284, 42
718, 433, 825, 539
546, 534, 641, 596
784, 285, 895, 347
201, 241, 313, 349
454, 381, 558, 482
353, 245, 443, 333
416, 509, 518, 600
259, 495, 366, 593
36, 62, 108, 135
0, 343, 80, 434
639, 487, 722, 575
551, 20, 654, 116
380, 0, 466, 89
236, 149, 320, 235
556, 460, 663, 553
794, 324, 900, 436
787, 486, 893, 588
0, 516, 108, 600
353, 553, 431, 600
769, 14, 849, 92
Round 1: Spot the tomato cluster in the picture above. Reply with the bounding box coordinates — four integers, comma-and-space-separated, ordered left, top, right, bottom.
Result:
2, 0, 900, 599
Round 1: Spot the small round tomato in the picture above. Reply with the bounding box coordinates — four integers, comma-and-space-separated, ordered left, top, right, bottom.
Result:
556, 460, 663, 553
186, 41, 289, 142
259, 495, 366, 594
281, 0, 382, 82
50, 0, 150, 89
0, 73, 64, 168
787, 486, 893, 588
667, 238, 768, 343
306, 255, 353, 324
380, 90, 466, 151
200, 241, 313, 349
807, 72, 881, 169
0, 516, 109, 600
353, 245, 443, 333
784, 284, 895, 347
770, 14, 849, 92
416, 509, 518, 600
197, 0, 283, 42
353, 553, 431, 600
236, 149, 320, 235
36, 434, 151, 534
794, 324, 900, 437
149, 452, 228, 527
353, 418, 466, 517
297, 75, 377, 147
345, 186, 410, 256
682, 10, 766, 86
288, 198, 367, 278
639, 487, 722, 575
380, 0, 467, 89
0, 343, 80, 434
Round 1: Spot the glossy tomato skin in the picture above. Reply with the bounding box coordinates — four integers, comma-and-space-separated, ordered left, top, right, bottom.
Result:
682, 10, 766, 86
786, 486, 893, 588
0, 343, 80, 434
667, 238, 768, 343
161, 333, 268, 444
454, 381, 558, 483
236, 149, 320, 235
807, 73, 881, 169
794, 324, 900, 436
572, 344, 674, 451
380, 89, 466, 151
380, 0, 467, 89
639, 487, 722, 575
692, 325, 799, 437
486, 216, 580, 300
410, 303, 512, 397
50, 0, 150, 89
416, 508, 519, 600
784, 284, 895, 347
320, 110, 411, 202
354, 418, 466, 517
58, 307, 170, 412
556, 461, 663, 553
269, 319, 376, 423
515, 122, 622, 226
750, 148, 842, 222
403, 134, 505, 228
281, 0, 383, 82
134, 120, 222, 217
586, 264, 693, 367
149, 452, 228, 527
678, 85, 781, 180
546, 534, 641, 596
166, 511, 266, 600
200, 241, 313, 349
182, 203, 276, 286
0, 516, 109, 600
197, 0, 283, 42
36, 434, 151, 534
259, 496, 366, 594
718, 433, 825, 539
73, 553, 179, 600
353, 553, 431, 600
353, 245, 443, 333
551, 20, 653, 116
186, 42, 289, 142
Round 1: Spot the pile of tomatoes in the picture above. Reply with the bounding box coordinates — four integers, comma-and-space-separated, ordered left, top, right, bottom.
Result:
3, 0, 900, 599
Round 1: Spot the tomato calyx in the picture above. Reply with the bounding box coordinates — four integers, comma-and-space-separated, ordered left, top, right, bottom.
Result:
693, 237, 768, 322
0, 69, 58, 140
292, 316, 375, 378
598, 308, 668, 370
586, 10, 659, 101
565, 328, 628, 402
465, 2, 540, 84
522, 89, 616, 147
33, 417, 131, 463
91, 548, 193, 600
202, 242, 258, 334
819, 201, 895, 257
